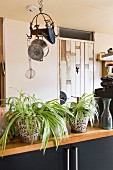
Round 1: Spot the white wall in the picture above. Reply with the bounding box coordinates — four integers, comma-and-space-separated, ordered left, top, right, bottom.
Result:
4, 19, 58, 101
4, 19, 113, 99
94, 32, 113, 89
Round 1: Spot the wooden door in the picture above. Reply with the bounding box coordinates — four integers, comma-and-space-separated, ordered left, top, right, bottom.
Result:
59, 38, 94, 102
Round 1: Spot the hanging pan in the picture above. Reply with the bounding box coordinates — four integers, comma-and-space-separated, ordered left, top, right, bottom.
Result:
28, 39, 49, 61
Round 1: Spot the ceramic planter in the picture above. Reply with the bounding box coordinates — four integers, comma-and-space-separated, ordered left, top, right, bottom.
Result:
17, 119, 40, 143
70, 116, 88, 133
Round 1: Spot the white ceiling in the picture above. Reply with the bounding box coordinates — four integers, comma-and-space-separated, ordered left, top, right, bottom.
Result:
1, 0, 113, 34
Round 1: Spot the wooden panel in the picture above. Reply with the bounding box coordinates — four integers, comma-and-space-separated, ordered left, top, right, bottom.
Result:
84, 42, 90, 94
60, 40, 66, 93
66, 40, 71, 101
80, 42, 85, 95
70, 41, 76, 101
89, 43, 94, 93
0, 17, 6, 101
66, 40, 71, 81
75, 41, 81, 97
61, 40, 66, 61
102, 61, 107, 77
84, 42, 95, 94
0, 18, 3, 63
1, 127, 113, 157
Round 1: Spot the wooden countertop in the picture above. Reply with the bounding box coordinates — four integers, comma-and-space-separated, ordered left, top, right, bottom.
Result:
1, 127, 113, 157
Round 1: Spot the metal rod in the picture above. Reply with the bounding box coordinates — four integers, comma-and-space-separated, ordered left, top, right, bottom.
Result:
76, 147, 78, 170
67, 148, 70, 170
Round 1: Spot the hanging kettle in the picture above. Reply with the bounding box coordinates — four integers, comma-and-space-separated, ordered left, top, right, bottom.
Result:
28, 39, 49, 61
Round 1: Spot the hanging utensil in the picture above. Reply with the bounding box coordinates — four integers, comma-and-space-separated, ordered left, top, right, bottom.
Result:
28, 38, 49, 61
25, 38, 35, 79
25, 57, 35, 79
42, 27, 55, 44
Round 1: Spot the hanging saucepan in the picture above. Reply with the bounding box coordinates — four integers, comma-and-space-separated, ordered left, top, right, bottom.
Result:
28, 39, 49, 61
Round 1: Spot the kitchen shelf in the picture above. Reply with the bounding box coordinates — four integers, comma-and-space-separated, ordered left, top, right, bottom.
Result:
1, 127, 113, 157
97, 52, 113, 61
96, 59, 113, 62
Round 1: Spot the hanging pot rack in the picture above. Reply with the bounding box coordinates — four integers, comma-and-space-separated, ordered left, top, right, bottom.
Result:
27, 0, 57, 44
25, 0, 57, 79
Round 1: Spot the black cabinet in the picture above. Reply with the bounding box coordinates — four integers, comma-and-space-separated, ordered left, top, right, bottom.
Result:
1, 137, 113, 170
0, 144, 70, 170
71, 136, 113, 170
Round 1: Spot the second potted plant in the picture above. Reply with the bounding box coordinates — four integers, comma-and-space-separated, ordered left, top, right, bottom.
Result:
70, 93, 98, 133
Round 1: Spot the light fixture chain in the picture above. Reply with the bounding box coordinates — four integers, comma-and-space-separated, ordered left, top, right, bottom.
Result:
38, 0, 43, 12
27, 38, 32, 69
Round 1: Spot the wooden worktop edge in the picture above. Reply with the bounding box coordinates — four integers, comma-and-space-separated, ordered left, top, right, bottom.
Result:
0, 127, 113, 157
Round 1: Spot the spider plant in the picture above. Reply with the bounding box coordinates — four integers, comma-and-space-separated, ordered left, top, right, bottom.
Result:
38, 98, 73, 151
0, 91, 72, 156
44, 99, 73, 121
0, 91, 42, 156
70, 93, 99, 126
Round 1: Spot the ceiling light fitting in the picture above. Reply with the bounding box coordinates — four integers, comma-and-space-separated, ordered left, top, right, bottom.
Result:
26, 5, 37, 12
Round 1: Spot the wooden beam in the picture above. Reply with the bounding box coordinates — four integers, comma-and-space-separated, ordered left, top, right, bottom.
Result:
0, 17, 6, 102
0, 18, 3, 63
61, 40, 66, 61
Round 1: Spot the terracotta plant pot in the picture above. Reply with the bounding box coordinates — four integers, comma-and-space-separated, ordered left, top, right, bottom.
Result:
70, 116, 88, 133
